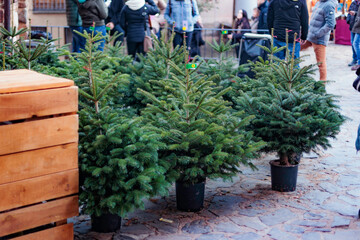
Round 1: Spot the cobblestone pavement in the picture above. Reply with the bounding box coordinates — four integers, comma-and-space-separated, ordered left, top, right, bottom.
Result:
73, 43, 360, 240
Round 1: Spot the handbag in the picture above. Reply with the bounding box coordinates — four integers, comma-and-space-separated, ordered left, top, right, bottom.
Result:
144, 15, 153, 53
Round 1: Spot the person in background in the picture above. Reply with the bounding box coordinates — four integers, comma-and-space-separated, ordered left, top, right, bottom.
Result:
301, 0, 336, 81
250, 7, 260, 33
120, 0, 159, 59
267, 0, 309, 60
347, 0, 360, 67
228, 9, 251, 58
77, 0, 108, 51
190, 16, 205, 58
351, 5, 360, 70
66, 0, 82, 53
106, 0, 125, 45
257, 0, 269, 33
164, 0, 200, 49
151, 0, 167, 38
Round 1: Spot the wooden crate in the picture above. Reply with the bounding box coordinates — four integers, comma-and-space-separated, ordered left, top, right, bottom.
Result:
0, 70, 79, 239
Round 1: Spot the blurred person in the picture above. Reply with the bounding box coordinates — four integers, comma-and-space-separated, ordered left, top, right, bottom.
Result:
106, 0, 125, 45
251, 7, 260, 33
268, 0, 309, 59
77, 0, 108, 51
228, 9, 251, 58
301, 0, 336, 81
347, 0, 360, 66
151, 0, 167, 38
164, 0, 200, 49
257, 0, 269, 33
66, 0, 82, 53
120, 0, 159, 59
190, 16, 205, 57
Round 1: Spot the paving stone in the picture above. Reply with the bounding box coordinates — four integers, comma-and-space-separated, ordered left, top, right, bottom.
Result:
294, 220, 327, 228
301, 190, 332, 205
145, 235, 190, 240
238, 208, 263, 217
324, 230, 360, 240
320, 202, 357, 216
347, 189, 360, 197
213, 221, 242, 233
113, 235, 136, 240
146, 220, 178, 234
206, 177, 240, 189
231, 216, 267, 231
120, 223, 153, 235
302, 232, 322, 240
83, 232, 114, 240
284, 224, 306, 234
248, 200, 273, 209
331, 216, 351, 228
303, 212, 327, 220
302, 152, 318, 159
181, 220, 211, 234
268, 228, 297, 240
196, 234, 227, 240
230, 232, 261, 240
278, 200, 310, 211
319, 182, 342, 193
336, 175, 360, 187
259, 209, 297, 226
338, 195, 359, 206
208, 195, 246, 216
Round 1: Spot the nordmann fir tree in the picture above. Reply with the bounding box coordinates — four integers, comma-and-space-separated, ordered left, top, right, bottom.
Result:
77, 31, 170, 220
121, 29, 185, 113
200, 30, 248, 106
235, 31, 345, 166
138, 45, 265, 186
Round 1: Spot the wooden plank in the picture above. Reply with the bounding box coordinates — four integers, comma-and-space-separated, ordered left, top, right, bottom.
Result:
12, 223, 74, 240
0, 70, 74, 94
0, 169, 78, 212
0, 196, 78, 237
0, 115, 78, 156
0, 86, 78, 122
0, 143, 78, 185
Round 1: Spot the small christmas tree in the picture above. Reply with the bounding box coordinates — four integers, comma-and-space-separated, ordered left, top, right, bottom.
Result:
139, 48, 264, 185
235, 33, 345, 166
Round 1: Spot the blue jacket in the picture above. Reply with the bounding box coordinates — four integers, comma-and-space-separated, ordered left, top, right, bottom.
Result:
258, 1, 269, 31
164, 0, 200, 33
307, 0, 336, 46
120, 0, 159, 43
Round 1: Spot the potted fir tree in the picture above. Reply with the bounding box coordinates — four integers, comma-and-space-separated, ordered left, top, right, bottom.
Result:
236, 35, 345, 192
138, 49, 264, 211
77, 31, 170, 232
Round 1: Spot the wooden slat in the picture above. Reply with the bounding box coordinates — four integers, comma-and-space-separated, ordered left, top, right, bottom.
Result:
0, 114, 78, 156
0, 169, 78, 212
0, 70, 74, 94
0, 196, 78, 237
0, 86, 78, 122
0, 143, 78, 185
12, 223, 74, 240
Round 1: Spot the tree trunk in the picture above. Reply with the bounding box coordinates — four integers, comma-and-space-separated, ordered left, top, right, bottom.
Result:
279, 152, 290, 166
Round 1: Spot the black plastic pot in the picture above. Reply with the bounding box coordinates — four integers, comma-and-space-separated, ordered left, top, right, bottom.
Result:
270, 160, 299, 192
91, 213, 121, 233
176, 180, 205, 212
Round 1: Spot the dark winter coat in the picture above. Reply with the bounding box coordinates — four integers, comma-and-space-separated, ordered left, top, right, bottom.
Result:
348, 0, 360, 31
307, 0, 336, 46
267, 0, 309, 43
258, 1, 269, 31
66, 0, 82, 27
120, 0, 159, 43
107, 0, 125, 26
77, 0, 108, 27
352, 5, 360, 34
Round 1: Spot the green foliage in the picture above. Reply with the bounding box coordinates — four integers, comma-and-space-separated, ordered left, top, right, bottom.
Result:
120, 31, 185, 113
139, 49, 265, 185
235, 36, 346, 165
